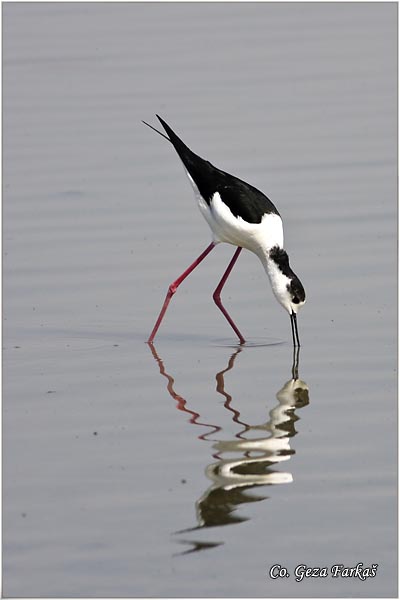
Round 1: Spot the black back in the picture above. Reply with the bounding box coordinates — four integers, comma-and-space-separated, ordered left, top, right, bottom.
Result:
156, 116, 280, 224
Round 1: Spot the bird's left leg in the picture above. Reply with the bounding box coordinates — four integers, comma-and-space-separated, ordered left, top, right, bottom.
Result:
147, 242, 216, 343
212, 247, 245, 344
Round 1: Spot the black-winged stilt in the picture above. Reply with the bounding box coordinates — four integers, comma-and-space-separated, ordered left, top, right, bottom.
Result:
144, 116, 306, 346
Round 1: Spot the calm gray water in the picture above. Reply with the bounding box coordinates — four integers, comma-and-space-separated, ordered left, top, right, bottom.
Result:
3, 2, 397, 597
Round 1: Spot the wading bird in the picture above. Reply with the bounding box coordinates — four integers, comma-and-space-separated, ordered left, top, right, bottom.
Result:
144, 116, 305, 346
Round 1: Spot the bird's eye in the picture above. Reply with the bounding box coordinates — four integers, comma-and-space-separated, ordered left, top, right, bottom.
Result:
292, 296, 300, 304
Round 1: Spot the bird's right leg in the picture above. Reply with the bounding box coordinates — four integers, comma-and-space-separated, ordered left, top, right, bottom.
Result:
212, 247, 246, 344
147, 242, 216, 343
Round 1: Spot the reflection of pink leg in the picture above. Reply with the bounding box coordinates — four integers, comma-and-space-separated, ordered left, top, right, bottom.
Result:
212, 247, 245, 344
148, 242, 216, 343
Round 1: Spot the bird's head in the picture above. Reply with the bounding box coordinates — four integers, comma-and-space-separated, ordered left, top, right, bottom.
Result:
266, 246, 306, 344
287, 274, 306, 315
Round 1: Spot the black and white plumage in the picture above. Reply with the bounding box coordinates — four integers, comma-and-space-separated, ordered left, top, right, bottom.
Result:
145, 115, 306, 345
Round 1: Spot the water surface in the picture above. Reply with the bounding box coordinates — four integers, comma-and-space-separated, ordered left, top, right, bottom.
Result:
3, 3, 397, 597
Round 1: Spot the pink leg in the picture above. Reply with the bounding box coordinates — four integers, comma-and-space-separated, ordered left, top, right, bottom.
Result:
148, 242, 216, 343
213, 247, 245, 344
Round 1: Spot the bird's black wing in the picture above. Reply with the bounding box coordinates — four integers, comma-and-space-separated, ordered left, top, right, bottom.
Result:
156, 115, 280, 224
215, 177, 280, 223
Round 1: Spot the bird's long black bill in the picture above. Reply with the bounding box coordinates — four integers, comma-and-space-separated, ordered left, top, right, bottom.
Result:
290, 312, 301, 347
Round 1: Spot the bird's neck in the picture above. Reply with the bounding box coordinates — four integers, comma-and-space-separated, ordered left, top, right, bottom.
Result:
258, 243, 283, 272
258, 245, 292, 310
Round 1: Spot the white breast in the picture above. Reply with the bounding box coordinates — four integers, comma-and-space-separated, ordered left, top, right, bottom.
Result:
208, 192, 284, 254
185, 170, 284, 254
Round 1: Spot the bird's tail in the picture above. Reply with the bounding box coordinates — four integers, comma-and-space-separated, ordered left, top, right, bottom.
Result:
141, 119, 169, 141
142, 115, 198, 168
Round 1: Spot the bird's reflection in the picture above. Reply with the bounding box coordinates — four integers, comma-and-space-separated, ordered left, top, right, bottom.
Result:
148, 343, 309, 554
